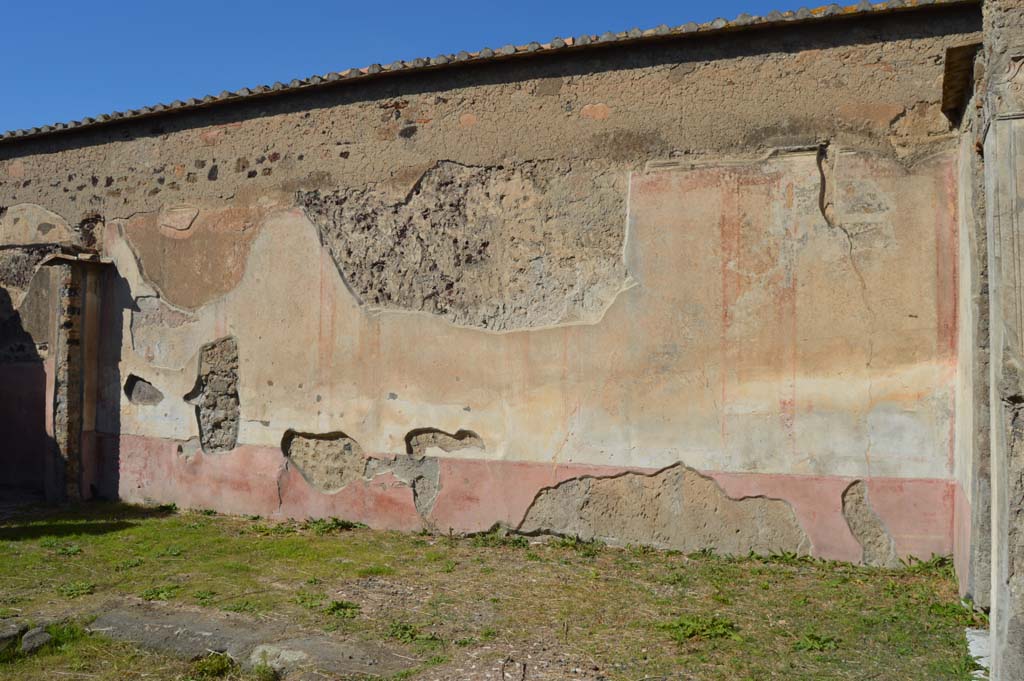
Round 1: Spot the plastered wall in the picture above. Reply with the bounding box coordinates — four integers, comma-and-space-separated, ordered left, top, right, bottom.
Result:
0, 7, 983, 565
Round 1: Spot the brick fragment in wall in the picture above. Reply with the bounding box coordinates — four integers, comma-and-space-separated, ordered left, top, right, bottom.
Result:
184, 336, 240, 454
841, 480, 899, 567
298, 160, 627, 331
518, 464, 810, 555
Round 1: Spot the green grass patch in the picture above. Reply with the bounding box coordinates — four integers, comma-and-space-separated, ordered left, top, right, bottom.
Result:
0, 503, 980, 681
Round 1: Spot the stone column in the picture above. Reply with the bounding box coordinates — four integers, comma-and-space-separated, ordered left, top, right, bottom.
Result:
984, 1, 1024, 678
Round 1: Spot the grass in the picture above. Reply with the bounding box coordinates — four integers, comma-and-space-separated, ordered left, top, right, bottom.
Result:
0, 502, 984, 680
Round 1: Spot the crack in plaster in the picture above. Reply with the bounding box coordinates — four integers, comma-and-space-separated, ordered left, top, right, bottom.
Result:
817, 143, 879, 475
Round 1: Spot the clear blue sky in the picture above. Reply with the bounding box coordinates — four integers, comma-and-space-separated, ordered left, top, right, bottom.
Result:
1, 0, 790, 132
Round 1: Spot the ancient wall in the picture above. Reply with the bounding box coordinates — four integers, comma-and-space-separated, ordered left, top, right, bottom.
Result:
0, 6, 983, 564
981, 0, 1024, 676
0, 206, 67, 494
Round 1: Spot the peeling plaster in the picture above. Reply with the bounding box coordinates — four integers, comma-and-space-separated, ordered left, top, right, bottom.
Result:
518, 463, 811, 555
841, 480, 899, 566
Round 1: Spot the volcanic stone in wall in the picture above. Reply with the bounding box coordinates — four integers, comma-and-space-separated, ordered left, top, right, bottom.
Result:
298, 160, 627, 331
124, 374, 165, 406
185, 337, 240, 453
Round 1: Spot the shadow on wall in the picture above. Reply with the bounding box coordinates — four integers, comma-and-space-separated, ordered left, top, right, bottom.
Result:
87, 267, 133, 501
0, 261, 132, 505
0, 284, 55, 499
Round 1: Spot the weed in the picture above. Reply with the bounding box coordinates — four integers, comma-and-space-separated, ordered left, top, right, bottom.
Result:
930, 651, 984, 680
115, 557, 143, 571
304, 517, 363, 534
764, 550, 816, 566
156, 545, 183, 557
56, 581, 95, 599
140, 584, 180, 601
46, 621, 87, 648
357, 564, 393, 577
629, 544, 656, 556
929, 601, 989, 628
556, 535, 603, 557
794, 631, 840, 652
198, 509, 218, 516
249, 522, 298, 536
387, 621, 421, 643
56, 543, 82, 556
156, 503, 178, 512
901, 554, 955, 579
659, 569, 692, 589
324, 600, 361, 618
659, 614, 741, 642
480, 627, 498, 641
194, 589, 216, 605
294, 591, 324, 610
252, 659, 279, 681
471, 529, 529, 549
387, 621, 442, 648
188, 651, 237, 678
223, 600, 258, 614
442, 560, 457, 573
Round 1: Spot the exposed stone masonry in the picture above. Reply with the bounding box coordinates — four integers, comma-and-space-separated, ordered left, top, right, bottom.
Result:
841, 480, 899, 567
519, 464, 810, 555
299, 161, 627, 331
282, 431, 366, 494
185, 337, 240, 454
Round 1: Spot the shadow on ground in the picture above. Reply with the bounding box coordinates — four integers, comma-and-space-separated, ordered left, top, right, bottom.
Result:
0, 502, 174, 541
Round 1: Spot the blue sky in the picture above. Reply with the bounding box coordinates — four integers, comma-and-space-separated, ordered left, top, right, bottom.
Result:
2, 0, 791, 132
